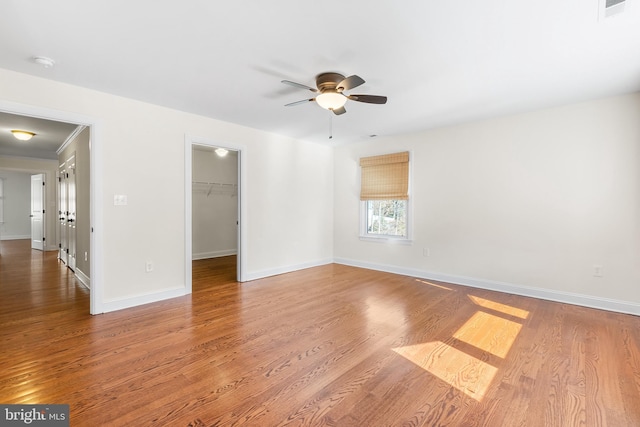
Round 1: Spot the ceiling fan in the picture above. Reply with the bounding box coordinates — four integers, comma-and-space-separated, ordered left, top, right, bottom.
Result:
282, 72, 387, 115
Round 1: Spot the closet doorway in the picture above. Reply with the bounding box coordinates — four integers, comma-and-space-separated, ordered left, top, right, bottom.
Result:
190, 143, 241, 284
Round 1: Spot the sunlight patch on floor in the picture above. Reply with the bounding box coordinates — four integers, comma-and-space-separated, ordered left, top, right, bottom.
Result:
453, 311, 522, 359
393, 341, 497, 401
392, 295, 528, 400
414, 279, 453, 291
468, 295, 529, 319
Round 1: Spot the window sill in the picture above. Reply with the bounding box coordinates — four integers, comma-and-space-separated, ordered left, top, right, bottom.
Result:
359, 236, 413, 245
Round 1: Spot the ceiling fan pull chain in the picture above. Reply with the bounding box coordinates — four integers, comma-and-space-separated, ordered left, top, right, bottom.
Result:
329, 112, 333, 139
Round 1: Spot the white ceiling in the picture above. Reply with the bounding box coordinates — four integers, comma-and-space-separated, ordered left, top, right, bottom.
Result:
0, 0, 639, 148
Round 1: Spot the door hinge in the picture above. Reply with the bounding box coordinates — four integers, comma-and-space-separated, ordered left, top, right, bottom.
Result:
43, 209, 45, 214
42, 182, 45, 186
43, 237, 46, 242
59, 243, 62, 248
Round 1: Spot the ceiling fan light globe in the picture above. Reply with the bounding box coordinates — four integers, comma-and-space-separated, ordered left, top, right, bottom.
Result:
316, 92, 346, 110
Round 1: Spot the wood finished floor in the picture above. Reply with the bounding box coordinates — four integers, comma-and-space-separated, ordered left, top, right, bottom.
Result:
1, 239, 639, 426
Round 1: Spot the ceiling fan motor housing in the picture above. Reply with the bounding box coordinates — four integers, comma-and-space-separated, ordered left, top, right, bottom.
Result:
316, 72, 345, 92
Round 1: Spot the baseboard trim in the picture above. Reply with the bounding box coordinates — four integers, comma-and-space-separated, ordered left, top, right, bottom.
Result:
102, 259, 332, 312
333, 257, 640, 316
0, 234, 30, 240
192, 249, 237, 260
102, 287, 188, 314
244, 258, 334, 282
75, 268, 90, 289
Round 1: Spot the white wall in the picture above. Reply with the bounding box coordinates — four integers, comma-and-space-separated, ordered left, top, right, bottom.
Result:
0, 68, 333, 312
0, 170, 30, 239
334, 93, 640, 313
244, 135, 334, 277
0, 157, 58, 249
192, 147, 238, 259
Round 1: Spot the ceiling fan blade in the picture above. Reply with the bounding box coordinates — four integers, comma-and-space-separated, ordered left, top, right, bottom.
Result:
332, 106, 346, 115
337, 75, 365, 91
281, 80, 318, 92
347, 94, 387, 104
285, 98, 315, 107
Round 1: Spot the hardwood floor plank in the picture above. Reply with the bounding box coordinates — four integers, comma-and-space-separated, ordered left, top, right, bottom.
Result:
1, 239, 640, 426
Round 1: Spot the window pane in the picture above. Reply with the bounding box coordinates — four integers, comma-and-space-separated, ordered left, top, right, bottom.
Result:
366, 200, 407, 237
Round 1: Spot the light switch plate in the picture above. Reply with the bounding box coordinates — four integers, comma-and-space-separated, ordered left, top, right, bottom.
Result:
114, 195, 128, 206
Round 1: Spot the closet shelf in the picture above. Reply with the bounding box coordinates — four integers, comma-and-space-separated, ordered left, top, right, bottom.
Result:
192, 181, 237, 197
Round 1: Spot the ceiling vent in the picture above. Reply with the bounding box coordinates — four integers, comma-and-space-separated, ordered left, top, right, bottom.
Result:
600, 0, 626, 19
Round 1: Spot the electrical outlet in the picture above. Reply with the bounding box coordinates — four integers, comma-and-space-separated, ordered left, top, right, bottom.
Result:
423, 247, 430, 257
593, 265, 604, 277
145, 261, 154, 273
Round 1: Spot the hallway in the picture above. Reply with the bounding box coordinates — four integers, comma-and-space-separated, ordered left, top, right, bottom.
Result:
0, 239, 88, 322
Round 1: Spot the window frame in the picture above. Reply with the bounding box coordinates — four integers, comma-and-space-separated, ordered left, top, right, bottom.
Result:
360, 198, 411, 243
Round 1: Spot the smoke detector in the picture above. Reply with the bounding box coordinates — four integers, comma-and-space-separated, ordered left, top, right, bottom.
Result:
33, 56, 55, 68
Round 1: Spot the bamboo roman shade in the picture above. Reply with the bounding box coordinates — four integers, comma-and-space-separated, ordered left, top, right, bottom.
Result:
360, 151, 409, 200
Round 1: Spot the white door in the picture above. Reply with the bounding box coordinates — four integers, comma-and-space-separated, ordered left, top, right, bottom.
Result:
58, 164, 67, 264
30, 174, 45, 251
67, 159, 77, 271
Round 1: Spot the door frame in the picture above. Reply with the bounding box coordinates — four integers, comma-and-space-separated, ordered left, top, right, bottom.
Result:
58, 162, 68, 265
184, 135, 247, 291
63, 153, 77, 271
30, 173, 45, 251
0, 100, 104, 314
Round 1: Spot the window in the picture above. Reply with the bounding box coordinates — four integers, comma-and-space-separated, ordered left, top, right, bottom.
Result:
365, 200, 407, 237
359, 152, 410, 240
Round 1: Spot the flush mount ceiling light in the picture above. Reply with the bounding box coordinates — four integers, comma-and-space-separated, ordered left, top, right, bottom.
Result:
33, 56, 55, 68
11, 130, 36, 141
215, 148, 228, 157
